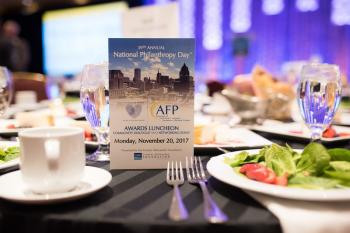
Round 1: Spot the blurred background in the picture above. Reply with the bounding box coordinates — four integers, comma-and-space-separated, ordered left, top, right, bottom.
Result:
0, 0, 349, 89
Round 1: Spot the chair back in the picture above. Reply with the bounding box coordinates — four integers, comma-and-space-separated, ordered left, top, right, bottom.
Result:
12, 72, 48, 103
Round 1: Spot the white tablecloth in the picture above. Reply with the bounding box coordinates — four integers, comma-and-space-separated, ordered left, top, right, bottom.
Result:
248, 192, 350, 233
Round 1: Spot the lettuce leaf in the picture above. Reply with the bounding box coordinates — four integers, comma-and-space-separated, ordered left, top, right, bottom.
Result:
302, 143, 330, 176
324, 170, 350, 181
288, 175, 340, 189
264, 144, 296, 176
224, 151, 249, 167
0, 146, 20, 162
328, 148, 350, 162
296, 152, 317, 175
329, 161, 350, 172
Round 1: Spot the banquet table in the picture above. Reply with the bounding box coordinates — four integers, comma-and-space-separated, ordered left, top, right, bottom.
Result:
0, 134, 349, 233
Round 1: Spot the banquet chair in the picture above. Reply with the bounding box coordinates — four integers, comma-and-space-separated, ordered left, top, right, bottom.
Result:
11, 72, 48, 104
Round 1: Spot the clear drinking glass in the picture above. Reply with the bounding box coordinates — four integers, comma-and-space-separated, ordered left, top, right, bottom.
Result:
297, 63, 342, 141
80, 63, 109, 161
0, 66, 12, 116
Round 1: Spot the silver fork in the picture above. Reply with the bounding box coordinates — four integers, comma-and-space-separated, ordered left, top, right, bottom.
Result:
186, 156, 228, 223
166, 161, 189, 221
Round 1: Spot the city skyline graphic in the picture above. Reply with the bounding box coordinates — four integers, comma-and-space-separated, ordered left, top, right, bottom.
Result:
109, 39, 194, 82
109, 39, 195, 100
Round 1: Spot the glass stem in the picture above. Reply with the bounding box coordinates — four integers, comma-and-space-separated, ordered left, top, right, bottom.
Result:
96, 143, 109, 155
96, 130, 109, 145
95, 130, 109, 152
87, 129, 109, 161
310, 132, 322, 143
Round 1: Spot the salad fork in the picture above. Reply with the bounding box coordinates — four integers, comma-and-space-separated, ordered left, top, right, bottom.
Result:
186, 156, 228, 223
166, 161, 189, 221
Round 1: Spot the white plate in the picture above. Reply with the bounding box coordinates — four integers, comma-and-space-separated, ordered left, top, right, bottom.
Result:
0, 141, 20, 171
0, 166, 112, 204
252, 120, 350, 142
334, 112, 350, 126
195, 127, 272, 149
0, 119, 23, 136
0, 117, 78, 137
207, 150, 350, 201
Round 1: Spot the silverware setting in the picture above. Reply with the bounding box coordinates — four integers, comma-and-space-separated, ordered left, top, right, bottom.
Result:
186, 156, 228, 223
166, 161, 189, 221
166, 157, 228, 223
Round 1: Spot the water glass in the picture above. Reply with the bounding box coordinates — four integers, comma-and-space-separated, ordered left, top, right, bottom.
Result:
80, 63, 109, 161
0, 66, 12, 116
297, 63, 342, 141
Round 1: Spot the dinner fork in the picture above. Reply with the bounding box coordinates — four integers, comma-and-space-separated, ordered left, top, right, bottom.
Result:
186, 156, 228, 223
166, 161, 189, 221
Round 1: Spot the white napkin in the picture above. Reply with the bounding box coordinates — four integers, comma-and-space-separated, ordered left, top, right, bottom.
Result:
247, 192, 350, 233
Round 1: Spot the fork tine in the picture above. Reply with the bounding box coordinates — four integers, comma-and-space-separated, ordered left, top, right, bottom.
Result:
194, 157, 201, 179
171, 161, 174, 181
186, 157, 192, 180
197, 157, 206, 179
179, 162, 184, 181
175, 161, 178, 180
191, 156, 196, 179
167, 161, 170, 181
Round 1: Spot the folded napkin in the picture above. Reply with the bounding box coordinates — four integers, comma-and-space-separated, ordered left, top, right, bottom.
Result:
247, 192, 350, 233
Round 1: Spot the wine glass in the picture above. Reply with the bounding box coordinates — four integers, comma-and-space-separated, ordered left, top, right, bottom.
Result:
297, 63, 342, 141
0, 66, 12, 116
80, 63, 109, 161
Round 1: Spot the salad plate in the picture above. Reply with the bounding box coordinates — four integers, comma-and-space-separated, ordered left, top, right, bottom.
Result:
251, 120, 350, 143
194, 127, 272, 149
0, 117, 79, 137
0, 166, 112, 204
0, 119, 24, 137
0, 158, 19, 171
207, 149, 350, 201
0, 141, 20, 171
334, 112, 350, 126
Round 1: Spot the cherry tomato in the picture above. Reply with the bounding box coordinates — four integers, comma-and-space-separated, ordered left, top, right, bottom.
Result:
274, 173, 288, 186
84, 130, 92, 139
240, 163, 261, 174
66, 109, 77, 117
323, 127, 336, 138
262, 168, 277, 184
6, 124, 16, 129
246, 167, 269, 181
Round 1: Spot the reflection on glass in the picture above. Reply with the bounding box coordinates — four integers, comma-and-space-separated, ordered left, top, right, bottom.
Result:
297, 63, 342, 141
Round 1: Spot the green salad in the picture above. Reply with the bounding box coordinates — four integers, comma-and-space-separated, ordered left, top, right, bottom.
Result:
224, 143, 350, 189
0, 146, 20, 164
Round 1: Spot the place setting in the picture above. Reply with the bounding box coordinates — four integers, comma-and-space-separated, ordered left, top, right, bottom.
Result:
207, 63, 347, 197
0, 127, 112, 204
205, 63, 350, 232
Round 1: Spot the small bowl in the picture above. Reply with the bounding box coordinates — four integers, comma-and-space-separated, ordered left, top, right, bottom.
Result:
265, 92, 293, 120
221, 89, 267, 123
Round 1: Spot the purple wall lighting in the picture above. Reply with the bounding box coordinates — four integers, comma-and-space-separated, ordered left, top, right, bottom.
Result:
145, 0, 350, 86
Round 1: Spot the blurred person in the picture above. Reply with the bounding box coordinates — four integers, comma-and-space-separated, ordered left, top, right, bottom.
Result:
0, 24, 12, 69
0, 20, 30, 71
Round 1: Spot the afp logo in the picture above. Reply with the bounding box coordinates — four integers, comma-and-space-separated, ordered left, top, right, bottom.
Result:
156, 105, 179, 116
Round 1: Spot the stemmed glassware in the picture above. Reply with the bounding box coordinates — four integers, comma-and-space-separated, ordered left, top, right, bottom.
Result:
0, 66, 12, 117
297, 63, 342, 141
80, 63, 109, 161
